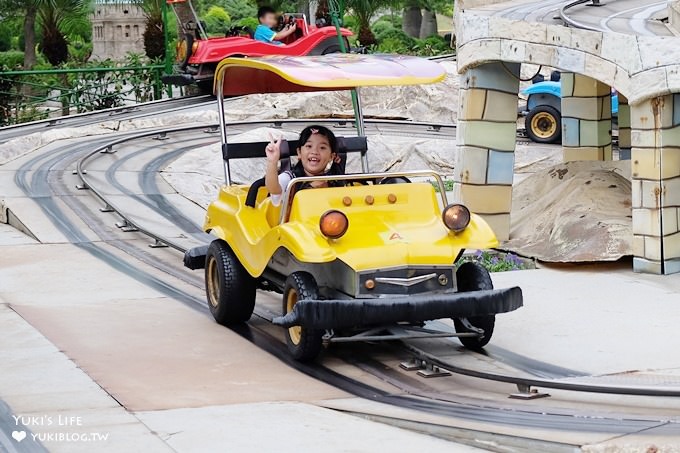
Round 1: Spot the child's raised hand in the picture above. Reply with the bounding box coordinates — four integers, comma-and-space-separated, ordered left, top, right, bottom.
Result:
265, 133, 282, 162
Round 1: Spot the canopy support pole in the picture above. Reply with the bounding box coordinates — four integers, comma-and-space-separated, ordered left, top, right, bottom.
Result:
330, 0, 368, 172
215, 75, 232, 185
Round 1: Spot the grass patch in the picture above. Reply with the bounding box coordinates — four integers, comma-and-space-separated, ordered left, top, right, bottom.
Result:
458, 250, 535, 272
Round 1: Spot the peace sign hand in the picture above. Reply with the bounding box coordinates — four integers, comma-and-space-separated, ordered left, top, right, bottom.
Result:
265, 133, 282, 163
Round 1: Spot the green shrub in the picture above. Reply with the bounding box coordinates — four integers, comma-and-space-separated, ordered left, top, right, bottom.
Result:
68, 39, 92, 65
375, 14, 401, 28
412, 35, 452, 56
342, 15, 358, 33
376, 28, 416, 48
204, 6, 231, 35
0, 51, 24, 69
237, 17, 259, 31
458, 250, 530, 273
371, 21, 395, 41
222, 0, 256, 22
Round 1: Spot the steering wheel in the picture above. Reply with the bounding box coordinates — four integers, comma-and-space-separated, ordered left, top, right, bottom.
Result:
276, 15, 296, 31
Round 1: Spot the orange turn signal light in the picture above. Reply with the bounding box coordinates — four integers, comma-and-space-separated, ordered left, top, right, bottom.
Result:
319, 210, 349, 239
442, 204, 471, 233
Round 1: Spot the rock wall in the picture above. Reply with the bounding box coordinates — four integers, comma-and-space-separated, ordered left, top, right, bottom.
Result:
671, 1, 680, 35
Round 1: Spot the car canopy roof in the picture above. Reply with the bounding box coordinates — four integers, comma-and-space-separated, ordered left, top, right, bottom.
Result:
214, 54, 446, 96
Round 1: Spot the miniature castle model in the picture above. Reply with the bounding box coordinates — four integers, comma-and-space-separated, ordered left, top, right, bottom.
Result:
91, 1, 146, 61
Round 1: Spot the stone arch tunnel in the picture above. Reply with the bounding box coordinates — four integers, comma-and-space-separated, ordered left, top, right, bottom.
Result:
454, 0, 680, 274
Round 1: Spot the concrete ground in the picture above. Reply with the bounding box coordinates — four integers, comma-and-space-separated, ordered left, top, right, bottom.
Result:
2, 215, 680, 451
0, 235, 486, 452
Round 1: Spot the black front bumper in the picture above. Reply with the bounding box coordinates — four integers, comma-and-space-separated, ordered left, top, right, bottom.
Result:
272, 287, 523, 329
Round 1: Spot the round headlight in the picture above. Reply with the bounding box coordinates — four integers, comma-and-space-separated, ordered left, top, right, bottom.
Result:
442, 204, 470, 233
176, 39, 188, 63
319, 210, 349, 239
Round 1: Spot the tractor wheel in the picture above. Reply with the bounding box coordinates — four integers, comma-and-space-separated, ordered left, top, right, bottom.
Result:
525, 105, 561, 144
453, 262, 496, 350
282, 272, 324, 361
205, 240, 256, 325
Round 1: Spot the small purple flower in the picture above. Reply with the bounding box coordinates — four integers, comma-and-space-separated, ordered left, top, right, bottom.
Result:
491, 256, 499, 265
474, 250, 483, 259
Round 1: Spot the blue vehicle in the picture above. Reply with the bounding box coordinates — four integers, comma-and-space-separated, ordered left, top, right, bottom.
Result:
522, 81, 619, 144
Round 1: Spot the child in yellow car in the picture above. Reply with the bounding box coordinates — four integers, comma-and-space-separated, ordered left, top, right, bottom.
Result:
264, 125, 343, 205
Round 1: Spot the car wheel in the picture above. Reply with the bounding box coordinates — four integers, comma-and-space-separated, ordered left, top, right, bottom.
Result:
525, 105, 561, 144
453, 262, 496, 350
282, 272, 323, 361
321, 45, 341, 54
205, 239, 256, 325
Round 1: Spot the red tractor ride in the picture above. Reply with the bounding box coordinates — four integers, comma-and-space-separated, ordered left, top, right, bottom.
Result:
162, 1, 352, 93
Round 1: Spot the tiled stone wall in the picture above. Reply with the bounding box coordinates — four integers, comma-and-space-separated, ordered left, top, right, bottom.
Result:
561, 73, 613, 162
618, 93, 632, 160
631, 94, 680, 274
456, 10, 680, 105
454, 62, 520, 240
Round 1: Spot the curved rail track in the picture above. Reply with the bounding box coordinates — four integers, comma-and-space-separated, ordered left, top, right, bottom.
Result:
70, 121, 680, 399
6, 88, 680, 448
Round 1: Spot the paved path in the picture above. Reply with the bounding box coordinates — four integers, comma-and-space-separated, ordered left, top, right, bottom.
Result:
471, 0, 674, 36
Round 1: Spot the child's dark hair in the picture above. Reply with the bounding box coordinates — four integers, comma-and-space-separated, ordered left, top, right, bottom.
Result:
297, 125, 338, 154
258, 6, 276, 19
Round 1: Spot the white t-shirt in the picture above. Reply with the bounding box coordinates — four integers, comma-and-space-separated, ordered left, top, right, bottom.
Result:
270, 172, 293, 206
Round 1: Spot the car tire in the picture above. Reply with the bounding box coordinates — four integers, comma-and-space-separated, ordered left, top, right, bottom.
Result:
321, 44, 341, 54
453, 262, 496, 350
282, 272, 324, 361
205, 239, 256, 325
525, 105, 561, 144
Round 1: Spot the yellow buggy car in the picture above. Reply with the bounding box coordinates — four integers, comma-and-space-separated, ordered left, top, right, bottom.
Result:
184, 54, 523, 361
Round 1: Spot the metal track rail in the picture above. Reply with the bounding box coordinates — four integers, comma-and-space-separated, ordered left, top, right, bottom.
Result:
559, 0, 606, 31
402, 342, 680, 397
76, 118, 680, 398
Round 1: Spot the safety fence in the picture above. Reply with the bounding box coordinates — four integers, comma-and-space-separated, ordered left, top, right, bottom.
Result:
0, 65, 173, 126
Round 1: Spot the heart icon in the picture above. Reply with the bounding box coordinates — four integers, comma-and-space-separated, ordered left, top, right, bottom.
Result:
12, 431, 26, 442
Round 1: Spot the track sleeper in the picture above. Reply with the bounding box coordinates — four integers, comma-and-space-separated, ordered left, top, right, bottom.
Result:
99, 204, 114, 213
400, 358, 425, 371
149, 239, 169, 248
509, 384, 550, 400
75, 184, 89, 190
115, 220, 138, 232
417, 363, 451, 378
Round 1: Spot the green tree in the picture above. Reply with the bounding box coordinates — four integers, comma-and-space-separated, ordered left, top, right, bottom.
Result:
401, 0, 420, 38
140, 0, 164, 59
38, 0, 90, 66
345, 0, 388, 46
0, 0, 38, 68
0, 23, 11, 51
